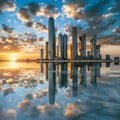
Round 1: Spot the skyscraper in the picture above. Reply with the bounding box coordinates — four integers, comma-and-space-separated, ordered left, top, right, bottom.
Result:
45, 41, 48, 60
95, 45, 100, 59
48, 17, 56, 60
72, 27, 78, 60
90, 34, 96, 58
63, 34, 67, 59
58, 33, 64, 59
40, 49, 43, 60
79, 34, 86, 58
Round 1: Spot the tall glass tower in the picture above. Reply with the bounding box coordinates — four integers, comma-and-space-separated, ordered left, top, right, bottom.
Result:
48, 17, 56, 59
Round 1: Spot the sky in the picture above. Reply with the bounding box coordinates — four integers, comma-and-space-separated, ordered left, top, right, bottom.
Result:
0, 0, 120, 60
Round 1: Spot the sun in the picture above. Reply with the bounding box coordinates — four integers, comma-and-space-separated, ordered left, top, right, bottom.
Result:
9, 53, 17, 62
10, 57, 16, 62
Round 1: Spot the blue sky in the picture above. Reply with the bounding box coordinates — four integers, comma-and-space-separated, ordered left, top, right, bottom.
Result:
0, 0, 120, 54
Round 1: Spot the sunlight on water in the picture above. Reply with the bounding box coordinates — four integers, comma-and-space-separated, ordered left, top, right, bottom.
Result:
0, 62, 40, 69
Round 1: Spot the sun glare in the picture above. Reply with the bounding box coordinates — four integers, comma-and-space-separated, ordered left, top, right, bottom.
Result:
10, 57, 16, 62
9, 53, 17, 62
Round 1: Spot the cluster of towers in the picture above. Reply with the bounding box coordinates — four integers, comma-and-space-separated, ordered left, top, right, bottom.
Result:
72, 27, 101, 60
48, 17, 68, 60
40, 17, 101, 60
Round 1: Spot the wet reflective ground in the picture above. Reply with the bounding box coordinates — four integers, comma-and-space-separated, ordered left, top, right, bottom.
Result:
0, 62, 120, 120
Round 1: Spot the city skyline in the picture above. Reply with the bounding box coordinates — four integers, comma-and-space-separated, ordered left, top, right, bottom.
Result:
0, 0, 120, 61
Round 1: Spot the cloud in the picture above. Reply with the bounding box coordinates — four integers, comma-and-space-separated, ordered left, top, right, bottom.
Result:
63, 3, 84, 20
98, 34, 120, 45
0, 0, 16, 13
37, 4, 59, 18
17, 8, 32, 22
24, 21, 48, 32
27, 2, 39, 15
33, 22, 48, 32
113, 26, 120, 34
1, 24, 14, 34
17, 2, 59, 22
24, 21, 34, 27
62, 0, 120, 45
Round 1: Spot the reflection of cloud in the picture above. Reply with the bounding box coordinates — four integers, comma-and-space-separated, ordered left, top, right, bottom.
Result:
25, 94, 34, 100
3, 87, 14, 96
0, 109, 16, 120
33, 89, 48, 99
37, 103, 60, 115
17, 100, 32, 112
64, 102, 82, 117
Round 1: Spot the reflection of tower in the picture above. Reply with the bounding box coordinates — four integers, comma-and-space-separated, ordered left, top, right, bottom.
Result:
90, 34, 96, 58
79, 34, 86, 58
70, 44, 73, 59
58, 63, 68, 88
48, 63, 56, 104
48, 17, 56, 59
45, 63, 48, 80
80, 65, 86, 87
95, 63, 100, 77
72, 27, 78, 60
106, 55, 110, 67
72, 64, 78, 96
58, 33, 64, 59
40, 63, 44, 73
90, 64, 97, 86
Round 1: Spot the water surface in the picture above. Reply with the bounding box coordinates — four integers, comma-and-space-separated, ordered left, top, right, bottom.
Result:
0, 62, 120, 120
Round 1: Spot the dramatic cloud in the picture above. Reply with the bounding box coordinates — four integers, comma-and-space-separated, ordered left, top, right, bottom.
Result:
63, 3, 84, 20
24, 21, 48, 32
37, 4, 59, 18
17, 8, 32, 22
113, 26, 120, 34
27, 2, 39, 15
33, 22, 48, 32
1, 24, 14, 34
0, 0, 16, 13
17, 2, 59, 22
24, 21, 33, 28
62, 0, 120, 44
0, 32, 46, 52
